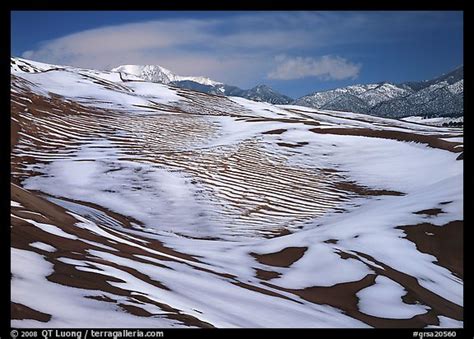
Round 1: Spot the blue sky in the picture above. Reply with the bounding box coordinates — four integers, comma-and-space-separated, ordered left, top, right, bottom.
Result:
11, 11, 463, 98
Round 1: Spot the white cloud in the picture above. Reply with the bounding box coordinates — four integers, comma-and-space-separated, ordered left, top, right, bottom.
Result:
268, 55, 361, 80
22, 19, 214, 67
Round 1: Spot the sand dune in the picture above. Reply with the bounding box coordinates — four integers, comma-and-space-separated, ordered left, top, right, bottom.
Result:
11, 59, 463, 328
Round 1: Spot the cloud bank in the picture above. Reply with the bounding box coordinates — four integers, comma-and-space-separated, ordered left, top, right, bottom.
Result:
268, 55, 361, 80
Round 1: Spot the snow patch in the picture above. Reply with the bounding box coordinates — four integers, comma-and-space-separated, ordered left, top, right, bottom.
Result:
30, 242, 56, 253
357, 276, 429, 319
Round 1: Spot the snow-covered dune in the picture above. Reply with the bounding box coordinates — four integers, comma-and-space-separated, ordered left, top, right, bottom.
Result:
11, 57, 463, 328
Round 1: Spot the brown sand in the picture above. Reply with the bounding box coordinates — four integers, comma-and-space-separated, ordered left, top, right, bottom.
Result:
11, 303, 52, 323
262, 128, 287, 135
251, 247, 308, 267
399, 221, 463, 278
310, 127, 462, 153
413, 208, 444, 216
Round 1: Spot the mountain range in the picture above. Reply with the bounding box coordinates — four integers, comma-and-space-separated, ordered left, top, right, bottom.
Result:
10, 56, 463, 118
112, 64, 293, 105
112, 63, 463, 118
295, 66, 463, 118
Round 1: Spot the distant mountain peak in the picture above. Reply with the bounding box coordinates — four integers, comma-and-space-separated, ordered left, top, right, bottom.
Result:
243, 84, 293, 104
111, 64, 223, 87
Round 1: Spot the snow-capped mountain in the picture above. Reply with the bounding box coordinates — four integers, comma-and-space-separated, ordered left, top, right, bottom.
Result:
294, 83, 411, 113
112, 64, 293, 105
111, 64, 223, 86
238, 84, 293, 104
294, 66, 463, 118
115, 61, 463, 115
